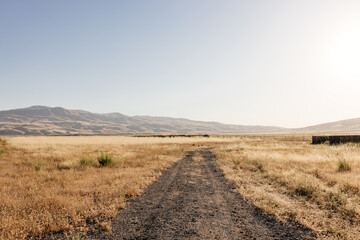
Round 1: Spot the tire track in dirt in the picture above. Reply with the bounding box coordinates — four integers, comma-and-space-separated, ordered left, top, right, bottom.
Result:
97, 148, 315, 240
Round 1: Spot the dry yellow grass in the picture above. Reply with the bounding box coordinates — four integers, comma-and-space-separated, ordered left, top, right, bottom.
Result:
3, 134, 359, 239
214, 135, 360, 239
0, 136, 232, 239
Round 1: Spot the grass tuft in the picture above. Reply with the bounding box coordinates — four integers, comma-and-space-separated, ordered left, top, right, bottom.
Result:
338, 159, 351, 172
99, 221, 112, 231
80, 156, 95, 167
34, 159, 43, 171
0, 138, 6, 155
97, 153, 113, 167
326, 191, 347, 210
57, 161, 73, 170
0, 138, 6, 145
294, 179, 318, 197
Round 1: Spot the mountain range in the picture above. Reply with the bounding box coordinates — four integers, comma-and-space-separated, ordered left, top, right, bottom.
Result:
0, 106, 359, 135
0, 106, 282, 135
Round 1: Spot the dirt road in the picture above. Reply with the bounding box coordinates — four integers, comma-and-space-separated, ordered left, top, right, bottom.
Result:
97, 148, 314, 239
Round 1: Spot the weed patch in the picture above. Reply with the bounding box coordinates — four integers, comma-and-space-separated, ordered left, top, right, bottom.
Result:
294, 179, 318, 198
338, 159, 351, 172
80, 156, 95, 167
34, 159, 43, 171
325, 191, 347, 210
57, 161, 73, 170
97, 153, 113, 167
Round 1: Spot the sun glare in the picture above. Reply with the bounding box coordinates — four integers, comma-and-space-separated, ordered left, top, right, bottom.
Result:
331, 24, 360, 81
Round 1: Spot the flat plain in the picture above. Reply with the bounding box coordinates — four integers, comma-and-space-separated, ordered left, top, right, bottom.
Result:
0, 135, 359, 239
0, 136, 231, 239
215, 135, 360, 239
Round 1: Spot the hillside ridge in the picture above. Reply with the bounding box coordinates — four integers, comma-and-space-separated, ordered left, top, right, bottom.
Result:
0, 106, 282, 135
1, 106, 359, 135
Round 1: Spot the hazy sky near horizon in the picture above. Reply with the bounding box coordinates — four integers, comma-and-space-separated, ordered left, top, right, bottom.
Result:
1, 0, 360, 128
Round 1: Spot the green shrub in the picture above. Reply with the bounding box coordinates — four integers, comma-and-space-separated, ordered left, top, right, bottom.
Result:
80, 156, 95, 167
34, 159, 43, 171
97, 153, 113, 167
338, 159, 351, 172
0, 148, 5, 155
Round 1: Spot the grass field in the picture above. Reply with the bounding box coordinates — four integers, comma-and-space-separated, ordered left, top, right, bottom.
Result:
0, 136, 232, 239
214, 135, 360, 239
1, 135, 360, 239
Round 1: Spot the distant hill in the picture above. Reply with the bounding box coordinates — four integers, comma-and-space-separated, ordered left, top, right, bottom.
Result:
294, 118, 360, 134
0, 106, 283, 135
1, 106, 359, 135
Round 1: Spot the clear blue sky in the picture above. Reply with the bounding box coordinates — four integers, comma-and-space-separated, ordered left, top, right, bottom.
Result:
1, 0, 360, 128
